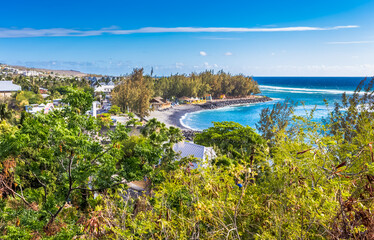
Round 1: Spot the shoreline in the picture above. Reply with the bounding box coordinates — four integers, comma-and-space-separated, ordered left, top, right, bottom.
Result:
146, 96, 273, 131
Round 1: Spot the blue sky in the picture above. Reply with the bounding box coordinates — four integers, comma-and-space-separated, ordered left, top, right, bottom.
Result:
1, 0, 374, 76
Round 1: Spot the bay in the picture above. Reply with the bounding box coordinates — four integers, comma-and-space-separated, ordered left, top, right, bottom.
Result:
180, 77, 367, 131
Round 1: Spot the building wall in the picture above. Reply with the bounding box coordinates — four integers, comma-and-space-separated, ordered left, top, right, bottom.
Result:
0, 92, 13, 98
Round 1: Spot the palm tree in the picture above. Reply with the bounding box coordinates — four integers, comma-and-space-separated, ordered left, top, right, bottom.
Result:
0, 103, 12, 121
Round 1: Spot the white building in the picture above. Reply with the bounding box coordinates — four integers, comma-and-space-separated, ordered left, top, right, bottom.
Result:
94, 81, 115, 94
0, 81, 21, 98
94, 85, 115, 94
173, 141, 216, 168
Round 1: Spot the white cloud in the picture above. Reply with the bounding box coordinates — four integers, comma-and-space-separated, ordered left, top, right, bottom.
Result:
203, 62, 220, 69
175, 62, 184, 69
200, 51, 207, 56
225, 52, 233, 56
327, 40, 374, 44
0, 25, 359, 38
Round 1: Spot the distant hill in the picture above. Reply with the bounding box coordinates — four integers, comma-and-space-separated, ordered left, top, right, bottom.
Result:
9, 65, 88, 77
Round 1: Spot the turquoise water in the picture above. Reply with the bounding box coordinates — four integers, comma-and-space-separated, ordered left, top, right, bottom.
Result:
180, 77, 367, 131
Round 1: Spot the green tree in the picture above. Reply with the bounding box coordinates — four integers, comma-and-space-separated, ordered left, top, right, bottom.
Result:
256, 99, 296, 145
62, 87, 94, 113
14, 91, 43, 108
97, 113, 113, 128
109, 105, 121, 115
152, 70, 260, 99
0, 103, 12, 121
195, 121, 267, 167
112, 68, 153, 120
0, 108, 130, 229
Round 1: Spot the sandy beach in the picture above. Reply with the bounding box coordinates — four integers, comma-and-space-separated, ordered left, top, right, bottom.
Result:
147, 104, 202, 130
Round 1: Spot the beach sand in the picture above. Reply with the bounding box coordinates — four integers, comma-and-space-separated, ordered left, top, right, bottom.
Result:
146, 104, 202, 130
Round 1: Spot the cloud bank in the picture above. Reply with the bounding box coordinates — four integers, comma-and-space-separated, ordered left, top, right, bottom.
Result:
0, 25, 359, 38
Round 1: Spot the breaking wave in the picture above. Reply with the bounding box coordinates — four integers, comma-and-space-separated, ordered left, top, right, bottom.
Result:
260, 85, 363, 95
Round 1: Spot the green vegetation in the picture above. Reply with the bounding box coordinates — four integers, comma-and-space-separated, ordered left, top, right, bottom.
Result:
195, 121, 267, 168
62, 87, 94, 113
0, 103, 13, 122
108, 105, 121, 115
154, 70, 261, 99
14, 91, 43, 108
97, 113, 113, 128
1, 75, 374, 239
112, 69, 153, 120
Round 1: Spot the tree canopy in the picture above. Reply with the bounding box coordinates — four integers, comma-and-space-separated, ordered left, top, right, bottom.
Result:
195, 121, 267, 168
111, 68, 153, 120
153, 70, 260, 99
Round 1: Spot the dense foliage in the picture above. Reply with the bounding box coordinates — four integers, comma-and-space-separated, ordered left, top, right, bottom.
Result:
153, 70, 260, 99
61, 87, 94, 113
195, 121, 267, 168
0, 79, 374, 239
14, 91, 44, 108
112, 69, 154, 120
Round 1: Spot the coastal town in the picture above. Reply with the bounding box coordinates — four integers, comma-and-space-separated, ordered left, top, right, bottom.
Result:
0, 63, 271, 134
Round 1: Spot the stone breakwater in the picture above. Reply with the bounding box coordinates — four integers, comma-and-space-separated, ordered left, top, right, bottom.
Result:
198, 96, 272, 110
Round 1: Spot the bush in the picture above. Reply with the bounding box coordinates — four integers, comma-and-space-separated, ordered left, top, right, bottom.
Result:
109, 105, 121, 115
97, 113, 113, 128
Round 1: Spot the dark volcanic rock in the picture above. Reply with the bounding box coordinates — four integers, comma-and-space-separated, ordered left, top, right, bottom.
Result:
198, 96, 272, 110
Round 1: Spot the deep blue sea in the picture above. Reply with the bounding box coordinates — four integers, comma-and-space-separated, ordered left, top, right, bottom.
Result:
180, 77, 368, 131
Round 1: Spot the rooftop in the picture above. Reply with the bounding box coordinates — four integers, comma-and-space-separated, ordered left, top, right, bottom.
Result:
150, 97, 166, 104
173, 141, 216, 161
0, 81, 21, 92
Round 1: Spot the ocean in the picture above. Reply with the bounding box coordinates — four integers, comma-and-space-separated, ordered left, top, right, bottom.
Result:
180, 77, 368, 131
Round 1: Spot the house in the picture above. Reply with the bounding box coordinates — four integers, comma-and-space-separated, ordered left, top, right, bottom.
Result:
25, 103, 54, 114
39, 87, 48, 94
173, 141, 216, 169
53, 99, 63, 106
94, 81, 115, 103
150, 97, 171, 110
178, 96, 193, 104
0, 81, 21, 98
22, 70, 41, 77
94, 83, 115, 94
